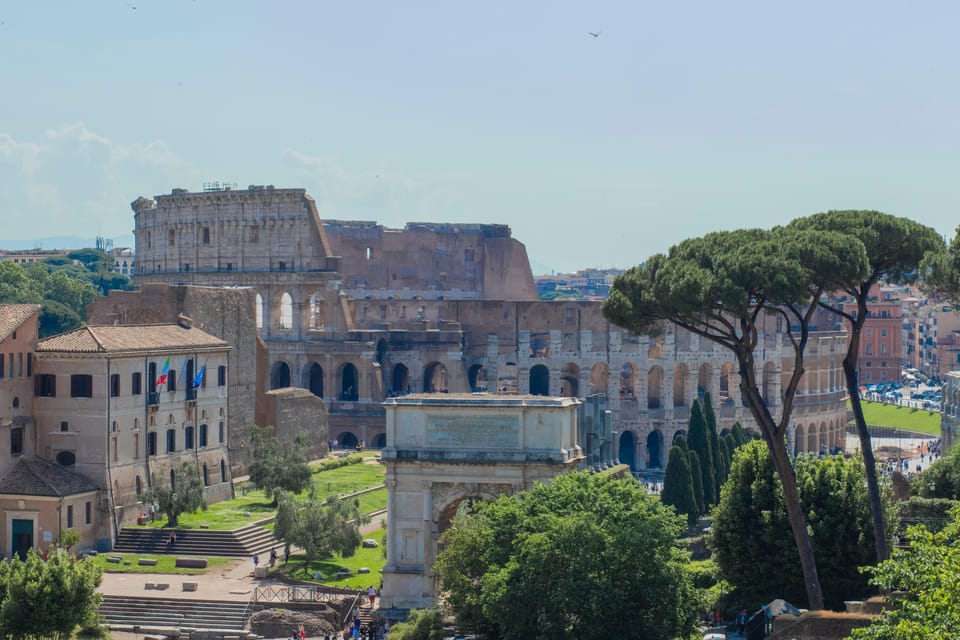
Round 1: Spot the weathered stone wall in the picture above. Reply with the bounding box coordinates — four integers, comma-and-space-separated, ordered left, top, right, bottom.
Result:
322, 220, 537, 301
262, 387, 329, 460
770, 611, 874, 639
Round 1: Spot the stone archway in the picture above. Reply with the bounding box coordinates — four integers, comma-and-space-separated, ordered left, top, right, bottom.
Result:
380, 395, 583, 610
529, 364, 549, 396
618, 431, 637, 471
646, 430, 663, 469
270, 361, 291, 390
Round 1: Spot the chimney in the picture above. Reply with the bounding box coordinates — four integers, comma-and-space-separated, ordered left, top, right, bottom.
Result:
177, 314, 193, 329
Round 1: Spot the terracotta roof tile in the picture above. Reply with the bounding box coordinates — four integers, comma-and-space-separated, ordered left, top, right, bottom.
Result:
0, 457, 98, 497
0, 304, 41, 342
36, 323, 228, 354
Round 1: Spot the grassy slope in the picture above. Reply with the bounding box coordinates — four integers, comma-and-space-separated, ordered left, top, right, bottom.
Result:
140, 457, 387, 530
850, 399, 941, 436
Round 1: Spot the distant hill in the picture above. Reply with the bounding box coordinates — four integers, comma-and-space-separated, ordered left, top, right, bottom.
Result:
1, 234, 136, 251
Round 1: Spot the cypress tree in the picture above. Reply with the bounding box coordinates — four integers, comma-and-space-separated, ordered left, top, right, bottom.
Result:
662, 445, 697, 525
731, 422, 749, 447
703, 392, 722, 500
688, 449, 705, 517
687, 401, 716, 507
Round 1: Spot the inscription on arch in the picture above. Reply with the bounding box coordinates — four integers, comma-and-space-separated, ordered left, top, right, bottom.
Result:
426, 414, 519, 448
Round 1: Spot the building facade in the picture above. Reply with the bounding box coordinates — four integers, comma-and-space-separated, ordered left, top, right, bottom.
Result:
31, 318, 232, 549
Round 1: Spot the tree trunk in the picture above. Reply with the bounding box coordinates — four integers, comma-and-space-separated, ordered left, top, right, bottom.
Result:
844, 358, 889, 562
767, 436, 824, 610
741, 376, 825, 610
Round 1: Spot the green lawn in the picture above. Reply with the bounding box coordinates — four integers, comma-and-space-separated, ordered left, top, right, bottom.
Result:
311, 461, 386, 499
275, 528, 387, 590
89, 553, 232, 574
134, 456, 386, 530
849, 399, 942, 435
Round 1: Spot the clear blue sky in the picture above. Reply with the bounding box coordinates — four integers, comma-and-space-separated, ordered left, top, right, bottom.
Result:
2, 1, 959, 273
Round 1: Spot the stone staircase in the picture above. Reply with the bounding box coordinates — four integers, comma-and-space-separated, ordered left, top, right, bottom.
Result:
99, 594, 252, 634
113, 522, 279, 557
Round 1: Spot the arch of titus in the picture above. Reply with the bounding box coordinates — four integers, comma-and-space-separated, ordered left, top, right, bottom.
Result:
379, 394, 583, 609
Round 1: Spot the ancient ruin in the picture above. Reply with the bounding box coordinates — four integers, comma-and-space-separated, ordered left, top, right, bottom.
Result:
128, 185, 849, 474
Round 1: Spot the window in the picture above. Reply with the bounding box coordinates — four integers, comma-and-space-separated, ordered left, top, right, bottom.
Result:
199, 424, 208, 448
10, 427, 23, 456
881, 328, 887, 336
166, 429, 176, 453
168, 229, 175, 246
202, 227, 210, 244
147, 432, 157, 456
218, 366, 226, 387
218, 421, 225, 444
168, 370, 177, 392
132, 372, 142, 395
0, 356, 4, 378
110, 374, 120, 397
7, 354, 12, 377
249, 226, 259, 243
865, 344, 873, 356
134, 432, 140, 459
278, 261, 286, 271
35, 374, 56, 397
60, 421, 69, 432
85, 501, 92, 525
866, 328, 873, 337
366, 247, 374, 260
26, 353, 31, 377
112, 436, 118, 462
12, 397, 18, 409
881, 343, 887, 355
136, 475, 142, 496
70, 374, 93, 398
17, 353, 22, 377
185, 426, 194, 449
66, 505, 74, 528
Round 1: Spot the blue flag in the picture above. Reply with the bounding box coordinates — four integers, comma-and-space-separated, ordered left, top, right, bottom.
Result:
192, 366, 205, 389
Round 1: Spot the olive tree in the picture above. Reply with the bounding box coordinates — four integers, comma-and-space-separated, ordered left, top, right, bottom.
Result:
789, 210, 944, 562
603, 227, 869, 610
143, 461, 207, 527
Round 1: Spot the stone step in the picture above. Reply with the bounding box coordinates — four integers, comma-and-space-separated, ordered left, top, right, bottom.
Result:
113, 524, 279, 557
99, 595, 249, 632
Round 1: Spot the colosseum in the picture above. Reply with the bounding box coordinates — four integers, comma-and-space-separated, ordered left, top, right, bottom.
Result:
127, 185, 849, 473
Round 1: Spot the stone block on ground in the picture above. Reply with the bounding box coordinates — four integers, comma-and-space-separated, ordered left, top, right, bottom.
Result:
175, 557, 208, 569
138, 558, 158, 566
361, 539, 379, 548
182, 581, 199, 591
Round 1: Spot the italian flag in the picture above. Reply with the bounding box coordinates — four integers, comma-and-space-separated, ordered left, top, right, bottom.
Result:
156, 358, 171, 388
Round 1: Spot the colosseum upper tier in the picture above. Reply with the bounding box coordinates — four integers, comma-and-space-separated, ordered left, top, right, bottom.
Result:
130, 185, 849, 471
